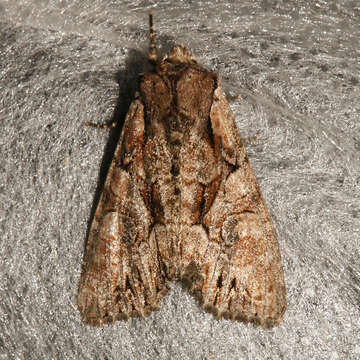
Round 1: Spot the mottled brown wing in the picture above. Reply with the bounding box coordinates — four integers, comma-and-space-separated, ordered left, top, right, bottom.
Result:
77, 98, 168, 326
181, 81, 287, 328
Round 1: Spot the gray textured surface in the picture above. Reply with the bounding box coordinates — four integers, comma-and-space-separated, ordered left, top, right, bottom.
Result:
1, 1, 359, 359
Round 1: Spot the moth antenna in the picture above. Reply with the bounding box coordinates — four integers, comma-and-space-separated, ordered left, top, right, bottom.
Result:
148, 13, 158, 63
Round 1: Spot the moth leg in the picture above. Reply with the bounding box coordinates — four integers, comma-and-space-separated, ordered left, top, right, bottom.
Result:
242, 135, 259, 144
225, 93, 242, 103
85, 120, 117, 129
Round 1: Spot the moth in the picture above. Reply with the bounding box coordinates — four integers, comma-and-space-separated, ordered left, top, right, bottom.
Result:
78, 15, 286, 328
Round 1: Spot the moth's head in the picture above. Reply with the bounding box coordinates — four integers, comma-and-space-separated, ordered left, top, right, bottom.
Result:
162, 45, 196, 64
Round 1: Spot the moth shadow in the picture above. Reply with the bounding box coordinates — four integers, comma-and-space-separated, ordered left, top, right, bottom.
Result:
81, 49, 152, 256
